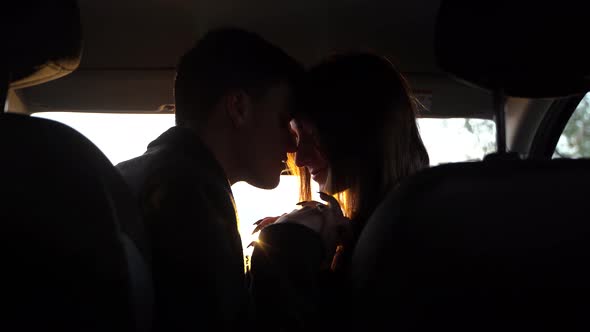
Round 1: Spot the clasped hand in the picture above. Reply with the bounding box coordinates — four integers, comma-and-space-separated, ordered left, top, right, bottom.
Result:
251, 192, 353, 264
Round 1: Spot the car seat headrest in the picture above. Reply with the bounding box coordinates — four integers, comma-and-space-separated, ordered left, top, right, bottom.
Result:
435, 1, 590, 98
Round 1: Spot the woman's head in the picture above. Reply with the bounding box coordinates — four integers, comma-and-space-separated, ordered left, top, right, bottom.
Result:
291, 52, 429, 221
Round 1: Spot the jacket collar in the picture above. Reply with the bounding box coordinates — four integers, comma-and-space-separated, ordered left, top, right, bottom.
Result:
148, 126, 231, 192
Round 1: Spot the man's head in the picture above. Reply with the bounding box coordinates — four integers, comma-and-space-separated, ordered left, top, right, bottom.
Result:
174, 27, 302, 189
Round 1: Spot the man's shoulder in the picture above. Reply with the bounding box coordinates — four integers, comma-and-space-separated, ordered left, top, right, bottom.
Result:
117, 128, 224, 184
118, 143, 215, 185
116, 143, 179, 175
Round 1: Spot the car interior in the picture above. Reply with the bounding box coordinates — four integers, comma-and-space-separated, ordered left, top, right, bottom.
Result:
2, 0, 590, 331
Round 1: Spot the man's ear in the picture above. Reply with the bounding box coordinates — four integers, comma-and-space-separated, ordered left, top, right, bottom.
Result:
224, 90, 252, 129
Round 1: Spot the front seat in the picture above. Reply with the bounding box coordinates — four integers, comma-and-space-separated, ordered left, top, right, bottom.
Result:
351, 1, 590, 331
1, 1, 153, 331
352, 159, 590, 331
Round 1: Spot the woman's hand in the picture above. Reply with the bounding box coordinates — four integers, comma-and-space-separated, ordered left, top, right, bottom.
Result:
252, 215, 286, 235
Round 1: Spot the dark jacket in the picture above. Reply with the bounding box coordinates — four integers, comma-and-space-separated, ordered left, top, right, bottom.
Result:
251, 221, 357, 332
117, 126, 252, 332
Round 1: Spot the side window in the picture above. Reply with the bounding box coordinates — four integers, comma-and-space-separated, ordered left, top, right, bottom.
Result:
553, 93, 590, 159
418, 118, 496, 165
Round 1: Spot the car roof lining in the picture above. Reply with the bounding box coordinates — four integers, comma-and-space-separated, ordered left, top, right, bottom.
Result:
10, 0, 553, 119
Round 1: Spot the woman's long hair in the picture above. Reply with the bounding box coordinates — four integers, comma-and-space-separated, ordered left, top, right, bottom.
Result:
292, 52, 429, 224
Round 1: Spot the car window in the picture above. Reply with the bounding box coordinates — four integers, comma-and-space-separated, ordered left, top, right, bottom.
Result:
553, 92, 590, 159
32, 112, 176, 165
419, 118, 496, 165
32, 112, 496, 251
32, 112, 496, 166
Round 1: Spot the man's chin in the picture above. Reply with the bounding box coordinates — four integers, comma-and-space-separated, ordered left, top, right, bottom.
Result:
247, 176, 280, 190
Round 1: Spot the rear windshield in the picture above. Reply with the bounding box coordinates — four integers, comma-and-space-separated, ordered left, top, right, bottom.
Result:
32, 112, 496, 166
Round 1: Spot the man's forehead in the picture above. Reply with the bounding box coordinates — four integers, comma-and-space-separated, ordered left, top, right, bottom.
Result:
266, 81, 296, 114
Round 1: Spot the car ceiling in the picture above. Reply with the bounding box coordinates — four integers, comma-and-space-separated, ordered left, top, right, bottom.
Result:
15, 0, 502, 118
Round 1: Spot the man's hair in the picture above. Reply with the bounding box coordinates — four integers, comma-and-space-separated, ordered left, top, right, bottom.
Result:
174, 27, 303, 127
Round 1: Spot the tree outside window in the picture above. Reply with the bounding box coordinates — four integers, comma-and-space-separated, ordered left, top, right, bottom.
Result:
554, 93, 590, 159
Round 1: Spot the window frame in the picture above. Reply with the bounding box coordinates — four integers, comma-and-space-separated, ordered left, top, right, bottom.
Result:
528, 94, 585, 159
